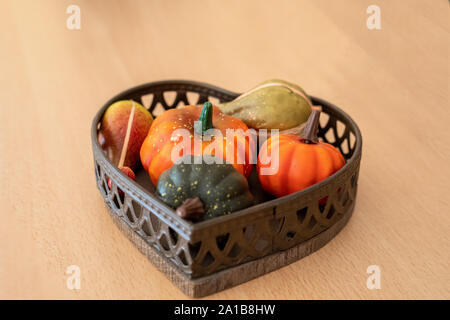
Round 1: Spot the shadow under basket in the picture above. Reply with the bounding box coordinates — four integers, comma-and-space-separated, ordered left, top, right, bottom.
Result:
91, 80, 363, 297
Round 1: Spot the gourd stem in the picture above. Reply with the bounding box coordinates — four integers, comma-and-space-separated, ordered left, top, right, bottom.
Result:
195, 102, 214, 135
176, 197, 205, 221
301, 108, 321, 144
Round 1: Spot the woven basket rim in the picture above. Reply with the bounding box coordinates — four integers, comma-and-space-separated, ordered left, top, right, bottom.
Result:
91, 80, 362, 235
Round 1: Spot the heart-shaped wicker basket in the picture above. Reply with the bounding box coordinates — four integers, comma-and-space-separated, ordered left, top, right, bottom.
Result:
91, 80, 362, 297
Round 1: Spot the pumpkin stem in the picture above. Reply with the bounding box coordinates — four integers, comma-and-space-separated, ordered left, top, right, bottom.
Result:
176, 197, 205, 221
301, 107, 321, 144
195, 102, 214, 135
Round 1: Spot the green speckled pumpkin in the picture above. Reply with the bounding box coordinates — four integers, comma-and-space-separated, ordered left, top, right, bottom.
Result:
157, 155, 254, 220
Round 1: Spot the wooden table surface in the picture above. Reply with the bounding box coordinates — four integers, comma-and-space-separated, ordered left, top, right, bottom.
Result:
0, 0, 449, 299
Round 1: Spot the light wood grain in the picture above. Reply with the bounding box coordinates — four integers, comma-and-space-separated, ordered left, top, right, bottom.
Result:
0, 0, 449, 299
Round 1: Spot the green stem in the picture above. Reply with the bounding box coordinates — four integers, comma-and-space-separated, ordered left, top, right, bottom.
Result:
195, 101, 214, 135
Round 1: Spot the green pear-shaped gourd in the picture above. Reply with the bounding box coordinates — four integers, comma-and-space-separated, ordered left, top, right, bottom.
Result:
218, 79, 312, 131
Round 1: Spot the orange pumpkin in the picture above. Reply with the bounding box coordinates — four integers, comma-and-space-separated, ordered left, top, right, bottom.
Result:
140, 102, 254, 185
257, 109, 344, 197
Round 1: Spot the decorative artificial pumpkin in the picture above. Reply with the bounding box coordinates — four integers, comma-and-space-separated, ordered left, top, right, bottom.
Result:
218, 79, 312, 133
157, 155, 254, 220
140, 102, 254, 185
257, 109, 345, 197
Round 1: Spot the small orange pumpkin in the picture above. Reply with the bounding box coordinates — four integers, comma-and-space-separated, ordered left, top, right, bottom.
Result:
140, 102, 254, 185
257, 109, 345, 197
